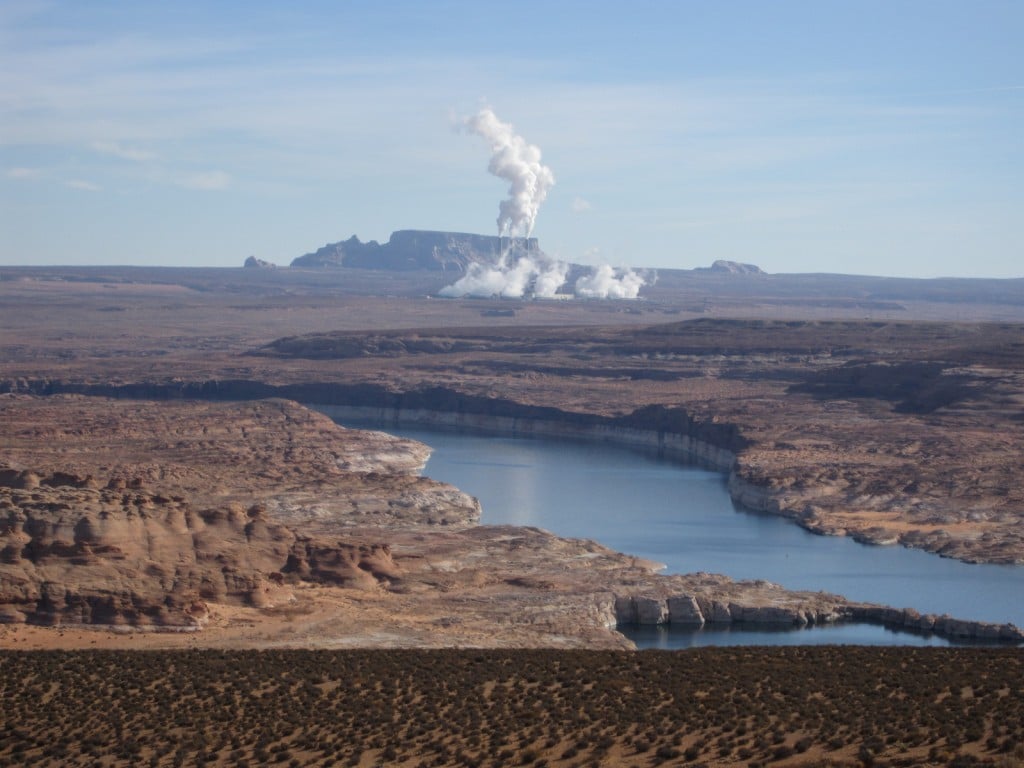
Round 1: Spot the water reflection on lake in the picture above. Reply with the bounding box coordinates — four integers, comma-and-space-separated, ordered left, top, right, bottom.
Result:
339, 422, 1024, 643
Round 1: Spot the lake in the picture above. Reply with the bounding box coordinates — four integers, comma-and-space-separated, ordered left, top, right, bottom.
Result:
339, 422, 1024, 646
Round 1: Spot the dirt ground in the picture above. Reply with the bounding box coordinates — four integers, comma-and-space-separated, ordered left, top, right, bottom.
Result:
0, 646, 1021, 767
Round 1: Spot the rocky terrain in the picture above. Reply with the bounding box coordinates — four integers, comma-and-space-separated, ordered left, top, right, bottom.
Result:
0, 394, 912, 648
0, 268, 1022, 648
244, 319, 1024, 566
0, 397, 475, 630
291, 230, 539, 271
9, 318, 1020, 565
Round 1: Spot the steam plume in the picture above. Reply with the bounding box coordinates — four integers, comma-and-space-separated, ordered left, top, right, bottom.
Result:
439, 251, 568, 299
574, 265, 647, 299
441, 108, 646, 300
465, 108, 555, 238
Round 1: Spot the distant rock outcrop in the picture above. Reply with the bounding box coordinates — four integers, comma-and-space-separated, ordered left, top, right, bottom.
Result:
243, 256, 277, 269
698, 260, 765, 275
291, 230, 539, 271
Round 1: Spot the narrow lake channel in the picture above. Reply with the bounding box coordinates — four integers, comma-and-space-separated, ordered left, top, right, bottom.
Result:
340, 421, 1024, 647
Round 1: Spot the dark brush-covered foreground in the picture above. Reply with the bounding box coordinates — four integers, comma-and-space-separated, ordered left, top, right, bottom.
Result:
1, 648, 1022, 767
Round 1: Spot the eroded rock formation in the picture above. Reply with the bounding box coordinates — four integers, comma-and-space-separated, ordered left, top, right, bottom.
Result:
291, 230, 539, 271
1, 271, 1023, 648
697, 259, 765, 275
2, 394, 1018, 648
0, 396, 475, 630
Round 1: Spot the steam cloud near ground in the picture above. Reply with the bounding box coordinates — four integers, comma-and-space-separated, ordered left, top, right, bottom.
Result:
443, 108, 648, 300
438, 248, 649, 300
574, 264, 647, 299
439, 253, 568, 299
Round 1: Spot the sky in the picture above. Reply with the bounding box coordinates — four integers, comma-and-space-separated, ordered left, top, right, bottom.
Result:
1, 0, 1022, 277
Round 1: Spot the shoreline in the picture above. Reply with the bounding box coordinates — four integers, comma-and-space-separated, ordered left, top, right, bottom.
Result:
11, 377, 1019, 566
2, 390, 1019, 646
309, 403, 1024, 646
310, 402, 737, 470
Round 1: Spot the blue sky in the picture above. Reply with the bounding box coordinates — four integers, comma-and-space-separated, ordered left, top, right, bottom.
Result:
2, 0, 1022, 277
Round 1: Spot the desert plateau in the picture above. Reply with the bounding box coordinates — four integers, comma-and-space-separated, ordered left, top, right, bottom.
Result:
6, 3, 1024, 765
1, 258, 1023, 766
1, 262, 1023, 644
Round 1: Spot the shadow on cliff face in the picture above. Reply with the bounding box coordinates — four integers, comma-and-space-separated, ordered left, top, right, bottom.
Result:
788, 361, 990, 414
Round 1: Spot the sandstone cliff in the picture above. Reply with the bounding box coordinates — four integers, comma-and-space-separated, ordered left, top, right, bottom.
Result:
1, 395, 1019, 647
3, 285, 1024, 647
291, 230, 539, 271
0, 479, 400, 627
0, 396, 478, 629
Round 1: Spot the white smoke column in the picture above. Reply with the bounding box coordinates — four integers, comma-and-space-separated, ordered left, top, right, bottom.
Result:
533, 260, 569, 298
465, 108, 555, 238
574, 265, 647, 299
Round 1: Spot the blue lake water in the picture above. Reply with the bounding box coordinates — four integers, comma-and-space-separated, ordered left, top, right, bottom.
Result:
339, 422, 1024, 646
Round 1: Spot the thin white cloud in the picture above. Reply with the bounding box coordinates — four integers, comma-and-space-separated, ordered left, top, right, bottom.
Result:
1, 5, 1019, 277
179, 170, 230, 190
92, 140, 156, 162
64, 179, 101, 191
6, 167, 40, 179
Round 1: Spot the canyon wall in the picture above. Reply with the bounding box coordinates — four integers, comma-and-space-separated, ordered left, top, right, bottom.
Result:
310, 405, 738, 473
4, 379, 746, 468
4, 384, 1021, 644
611, 592, 1024, 642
